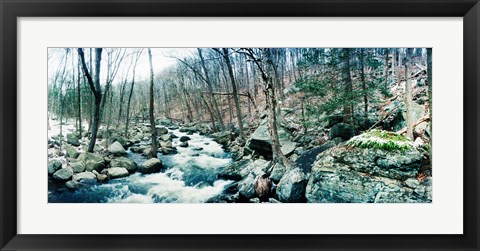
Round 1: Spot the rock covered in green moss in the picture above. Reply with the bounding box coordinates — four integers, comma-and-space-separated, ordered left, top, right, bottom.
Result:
346, 129, 414, 152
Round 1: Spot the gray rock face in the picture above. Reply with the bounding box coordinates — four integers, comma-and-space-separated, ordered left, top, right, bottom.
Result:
108, 141, 126, 155
328, 123, 355, 141
276, 167, 308, 202
48, 159, 62, 174
65, 145, 79, 158
305, 145, 430, 203
111, 157, 137, 173
106, 167, 129, 179
53, 168, 73, 181
72, 171, 97, 182
77, 152, 106, 172
139, 158, 163, 174
67, 133, 80, 146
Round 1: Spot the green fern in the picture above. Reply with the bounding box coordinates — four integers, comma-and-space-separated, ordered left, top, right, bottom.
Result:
346, 129, 414, 152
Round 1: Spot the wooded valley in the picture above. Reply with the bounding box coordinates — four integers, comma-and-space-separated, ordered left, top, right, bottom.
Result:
47, 48, 432, 203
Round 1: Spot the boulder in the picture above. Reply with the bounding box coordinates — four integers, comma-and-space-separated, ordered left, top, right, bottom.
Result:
106, 167, 130, 179
110, 157, 137, 173
48, 159, 62, 175
95, 173, 108, 182
65, 180, 84, 190
108, 141, 126, 155
53, 168, 73, 181
77, 152, 106, 172
238, 173, 256, 201
179, 141, 189, 147
328, 123, 355, 141
130, 146, 148, 153
218, 159, 251, 181
72, 171, 97, 182
294, 141, 336, 173
142, 147, 153, 157
159, 141, 176, 155
305, 145, 429, 203
239, 159, 271, 178
280, 141, 297, 157
159, 134, 173, 141
70, 161, 85, 173
179, 136, 191, 142
212, 131, 233, 146
269, 163, 287, 183
66, 133, 80, 146
245, 122, 292, 159
276, 167, 308, 202
65, 145, 79, 158
139, 158, 163, 174
156, 126, 168, 135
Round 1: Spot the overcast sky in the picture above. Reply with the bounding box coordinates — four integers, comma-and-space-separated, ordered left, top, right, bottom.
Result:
48, 48, 196, 86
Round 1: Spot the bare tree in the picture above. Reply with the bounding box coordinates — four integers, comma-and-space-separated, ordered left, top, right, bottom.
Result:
198, 48, 225, 130
242, 48, 288, 166
405, 48, 414, 140
78, 48, 103, 152
148, 48, 158, 158
125, 49, 143, 137
218, 48, 245, 139
341, 48, 353, 124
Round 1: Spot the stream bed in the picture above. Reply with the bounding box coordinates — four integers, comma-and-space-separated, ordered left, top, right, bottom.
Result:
48, 129, 235, 203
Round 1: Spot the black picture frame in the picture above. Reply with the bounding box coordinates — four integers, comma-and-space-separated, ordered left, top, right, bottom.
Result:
1, 0, 479, 250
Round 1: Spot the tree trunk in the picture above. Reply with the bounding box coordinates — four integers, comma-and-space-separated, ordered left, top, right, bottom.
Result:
391, 48, 396, 81
360, 49, 368, 128
222, 48, 245, 139
384, 48, 389, 92
78, 48, 103, 153
198, 49, 223, 131
405, 48, 414, 140
148, 48, 158, 158
125, 50, 142, 137
77, 57, 82, 137
397, 48, 403, 84
117, 80, 127, 129
245, 48, 289, 166
342, 48, 353, 124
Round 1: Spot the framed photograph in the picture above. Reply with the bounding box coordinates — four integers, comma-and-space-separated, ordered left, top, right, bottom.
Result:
1, 0, 479, 250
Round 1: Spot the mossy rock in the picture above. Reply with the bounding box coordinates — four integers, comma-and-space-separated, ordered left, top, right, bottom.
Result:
346, 129, 413, 152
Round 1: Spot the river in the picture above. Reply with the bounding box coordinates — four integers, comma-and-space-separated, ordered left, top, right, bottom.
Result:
48, 129, 235, 203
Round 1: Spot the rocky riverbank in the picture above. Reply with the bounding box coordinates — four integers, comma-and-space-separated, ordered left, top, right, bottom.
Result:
48, 114, 432, 203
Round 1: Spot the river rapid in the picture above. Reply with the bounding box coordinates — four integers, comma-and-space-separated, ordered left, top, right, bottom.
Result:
48, 129, 235, 203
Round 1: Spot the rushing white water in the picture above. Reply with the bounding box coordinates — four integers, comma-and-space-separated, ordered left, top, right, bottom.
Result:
48, 128, 234, 203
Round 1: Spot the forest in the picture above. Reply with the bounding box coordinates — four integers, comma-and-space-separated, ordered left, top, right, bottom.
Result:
47, 48, 432, 203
